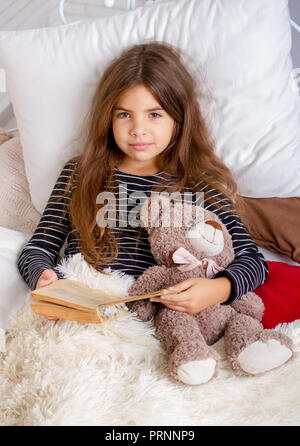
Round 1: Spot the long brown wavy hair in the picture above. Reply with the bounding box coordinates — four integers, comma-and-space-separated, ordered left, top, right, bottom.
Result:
53, 41, 244, 272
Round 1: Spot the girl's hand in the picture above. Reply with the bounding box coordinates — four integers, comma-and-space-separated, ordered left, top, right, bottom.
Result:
35, 269, 58, 290
35, 269, 59, 320
150, 277, 232, 314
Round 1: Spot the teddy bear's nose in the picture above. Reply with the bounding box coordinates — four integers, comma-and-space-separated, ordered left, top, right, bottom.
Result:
205, 220, 222, 231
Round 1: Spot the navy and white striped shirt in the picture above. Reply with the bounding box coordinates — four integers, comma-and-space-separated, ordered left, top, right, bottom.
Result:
17, 161, 268, 302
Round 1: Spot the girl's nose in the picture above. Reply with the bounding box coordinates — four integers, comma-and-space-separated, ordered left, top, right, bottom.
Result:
129, 118, 147, 137
129, 128, 147, 137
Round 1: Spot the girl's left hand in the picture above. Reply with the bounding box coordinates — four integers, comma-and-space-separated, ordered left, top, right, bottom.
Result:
150, 277, 231, 314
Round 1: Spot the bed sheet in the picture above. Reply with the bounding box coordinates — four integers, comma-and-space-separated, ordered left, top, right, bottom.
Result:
0, 226, 30, 333
258, 246, 300, 266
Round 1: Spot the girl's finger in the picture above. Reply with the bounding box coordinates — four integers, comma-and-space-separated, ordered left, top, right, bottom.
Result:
163, 303, 187, 312
168, 279, 196, 293
39, 281, 51, 288
150, 294, 189, 305
160, 291, 190, 305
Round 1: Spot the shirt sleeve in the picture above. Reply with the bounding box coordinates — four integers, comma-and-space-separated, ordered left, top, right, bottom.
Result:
17, 161, 76, 290
204, 194, 269, 303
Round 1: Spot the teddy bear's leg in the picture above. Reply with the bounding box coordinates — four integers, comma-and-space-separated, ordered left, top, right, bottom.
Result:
194, 303, 235, 345
231, 291, 265, 321
155, 306, 220, 385
224, 311, 293, 376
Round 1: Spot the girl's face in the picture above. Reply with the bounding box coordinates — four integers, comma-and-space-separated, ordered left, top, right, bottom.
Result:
112, 84, 175, 174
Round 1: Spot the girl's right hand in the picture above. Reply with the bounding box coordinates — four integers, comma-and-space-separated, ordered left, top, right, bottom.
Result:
35, 269, 58, 320
35, 268, 58, 289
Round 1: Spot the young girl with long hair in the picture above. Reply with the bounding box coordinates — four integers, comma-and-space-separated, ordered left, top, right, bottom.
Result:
17, 42, 268, 316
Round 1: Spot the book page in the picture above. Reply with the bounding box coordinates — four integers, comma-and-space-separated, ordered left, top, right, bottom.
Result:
31, 279, 174, 310
31, 279, 124, 309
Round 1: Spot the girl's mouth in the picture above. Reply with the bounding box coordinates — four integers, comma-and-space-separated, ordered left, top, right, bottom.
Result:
129, 143, 153, 151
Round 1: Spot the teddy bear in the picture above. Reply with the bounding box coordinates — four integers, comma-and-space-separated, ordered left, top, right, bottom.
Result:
126, 194, 293, 385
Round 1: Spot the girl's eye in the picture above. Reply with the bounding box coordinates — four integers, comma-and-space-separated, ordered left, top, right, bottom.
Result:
116, 111, 162, 119
149, 112, 161, 118
117, 112, 130, 119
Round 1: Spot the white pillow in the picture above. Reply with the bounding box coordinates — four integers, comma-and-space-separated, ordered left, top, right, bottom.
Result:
0, 0, 299, 214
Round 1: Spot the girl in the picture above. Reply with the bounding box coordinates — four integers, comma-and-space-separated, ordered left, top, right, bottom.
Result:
17, 42, 268, 316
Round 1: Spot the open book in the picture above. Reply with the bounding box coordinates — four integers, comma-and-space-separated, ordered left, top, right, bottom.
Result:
30, 279, 175, 323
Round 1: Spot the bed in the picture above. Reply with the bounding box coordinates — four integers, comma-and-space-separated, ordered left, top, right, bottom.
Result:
0, 0, 299, 426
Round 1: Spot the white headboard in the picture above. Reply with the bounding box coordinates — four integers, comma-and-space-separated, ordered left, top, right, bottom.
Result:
57, 0, 300, 28
58, 0, 166, 25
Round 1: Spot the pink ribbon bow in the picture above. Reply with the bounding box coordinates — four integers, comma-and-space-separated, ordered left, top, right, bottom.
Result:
172, 246, 224, 278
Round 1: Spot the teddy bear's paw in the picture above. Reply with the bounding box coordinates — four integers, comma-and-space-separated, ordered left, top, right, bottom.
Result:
126, 300, 155, 321
177, 358, 217, 385
169, 339, 219, 386
237, 339, 293, 375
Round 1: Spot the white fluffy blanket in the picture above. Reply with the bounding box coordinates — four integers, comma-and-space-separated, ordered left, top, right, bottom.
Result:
1, 253, 300, 426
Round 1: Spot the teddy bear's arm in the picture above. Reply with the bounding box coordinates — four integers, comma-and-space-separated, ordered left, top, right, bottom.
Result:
128, 264, 172, 297
126, 265, 172, 321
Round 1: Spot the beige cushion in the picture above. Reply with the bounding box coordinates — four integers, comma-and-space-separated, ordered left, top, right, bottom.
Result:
0, 132, 40, 234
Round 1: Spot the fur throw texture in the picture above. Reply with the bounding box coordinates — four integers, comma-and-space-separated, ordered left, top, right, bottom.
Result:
1, 253, 300, 426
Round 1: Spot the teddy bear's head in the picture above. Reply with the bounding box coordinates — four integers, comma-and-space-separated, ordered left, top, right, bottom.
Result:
139, 194, 234, 271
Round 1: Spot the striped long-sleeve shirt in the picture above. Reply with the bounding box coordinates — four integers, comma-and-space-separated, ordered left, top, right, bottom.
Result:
17, 161, 268, 302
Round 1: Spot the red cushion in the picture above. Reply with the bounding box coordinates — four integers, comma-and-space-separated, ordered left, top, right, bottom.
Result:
255, 261, 300, 329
